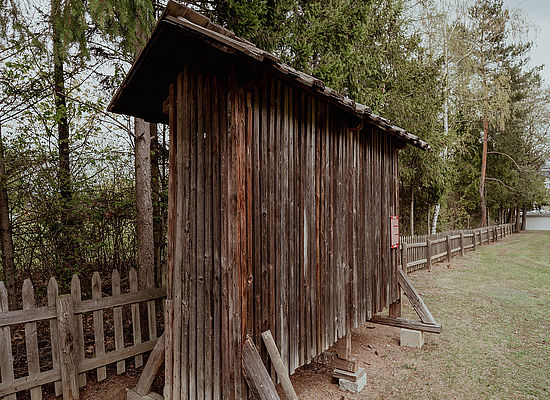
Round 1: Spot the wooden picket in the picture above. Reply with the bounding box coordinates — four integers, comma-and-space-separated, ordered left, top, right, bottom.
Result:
0, 268, 165, 400
400, 223, 515, 272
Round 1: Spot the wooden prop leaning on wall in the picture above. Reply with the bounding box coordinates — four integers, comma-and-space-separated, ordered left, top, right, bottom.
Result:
242, 337, 281, 400
261, 330, 299, 400
126, 333, 166, 400
371, 267, 442, 334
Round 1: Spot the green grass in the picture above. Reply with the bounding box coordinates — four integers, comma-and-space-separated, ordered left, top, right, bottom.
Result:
382, 231, 550, 400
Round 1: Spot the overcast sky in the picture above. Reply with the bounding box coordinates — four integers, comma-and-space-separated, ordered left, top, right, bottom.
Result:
503, 0, 550, 85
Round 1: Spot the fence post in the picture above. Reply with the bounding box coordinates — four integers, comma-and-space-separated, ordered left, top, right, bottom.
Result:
56, 295, 80, 400
427, 239, 432, 271
473, 230, 477, 251
460, 232, 465, 256
401, 242, 408, 273
446, 235, 451, 267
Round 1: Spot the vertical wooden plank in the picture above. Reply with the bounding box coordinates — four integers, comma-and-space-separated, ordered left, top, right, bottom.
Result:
212, 71, 222, 400
337, 115, 345, 338
181, 65, 193, 400
47, 277, 62, 396
91, 272, 106, 382
259, 75, 270, 368
0, 282, 16, 400
171, 72, 182, 400
129, 268, 143, 368
460, 232, 465, 256
274, 79, 283, 366
287, 86, 297, 373
310, 96, 318, 357
427, 240, 432, 271
237, 81, 247, 399
188, 64, 198, 400
227, 71, 243, 398
196, 71, 206, 400
146, 277, 157, 345
70, 274, 86, 387
279, 84, 289, 371
245, 89, 254, 347
267, 77, 277, 380
163, 82, 176, 400
112, 270, 125, 375
314, 96, 322, 355
303, 93, 311, 362
402, 242, 409, 273
252, 83, 263, 361
325, 105, 333, 345
220, 68, 232, 400
345, 124, 354, 334
56, 295, 79, 400
204, 70, 214, 400
317, 102, 326, 350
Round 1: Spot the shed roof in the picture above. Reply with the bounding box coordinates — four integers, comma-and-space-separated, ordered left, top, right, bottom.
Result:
108, 0, 430, 151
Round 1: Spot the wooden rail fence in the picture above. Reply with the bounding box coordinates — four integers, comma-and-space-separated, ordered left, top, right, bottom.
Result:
400, 223, 515, 273
0, 268, 166, 400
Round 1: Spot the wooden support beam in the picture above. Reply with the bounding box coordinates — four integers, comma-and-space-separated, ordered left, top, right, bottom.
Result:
389, 298, 401, 318
242, 338, 280, 400
335, 333, 351, 360
370, 315, 442, 334
261, 331, 298, 400
127, 389, 164, 400
329, 356, 358, 373
134, 333, 165, 396
397, 267, 436, 325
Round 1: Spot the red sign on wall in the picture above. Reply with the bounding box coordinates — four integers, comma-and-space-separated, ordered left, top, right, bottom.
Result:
390, 216, 399, 249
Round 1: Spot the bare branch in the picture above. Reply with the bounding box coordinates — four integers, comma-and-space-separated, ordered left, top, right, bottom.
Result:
485, 177, 517, 192
487, 151, 521, 170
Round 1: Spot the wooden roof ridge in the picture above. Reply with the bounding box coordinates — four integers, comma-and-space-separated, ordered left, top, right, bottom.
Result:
108, 0, 430, 151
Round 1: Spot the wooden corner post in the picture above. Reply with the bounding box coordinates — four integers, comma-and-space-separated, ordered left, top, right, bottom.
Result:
56, 295, 79, 400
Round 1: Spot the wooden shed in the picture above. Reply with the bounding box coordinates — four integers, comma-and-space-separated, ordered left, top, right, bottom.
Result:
109, 2, 437, 399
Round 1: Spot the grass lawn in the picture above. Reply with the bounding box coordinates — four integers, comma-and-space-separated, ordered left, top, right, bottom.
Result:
290, 231, 550, 399
383, 230, 550, 399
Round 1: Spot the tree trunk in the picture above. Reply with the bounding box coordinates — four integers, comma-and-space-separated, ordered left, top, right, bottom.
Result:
150, 123, 162, 286
410, 186, 415, 236
426, 206, 430, 235
52, 0, 78, 281
431, 203, 440, 234
0, 125, 15, 307
135, 118, 155, 289
479, 114, 488, 228
514, 207, 521, 232
479, 48, 489, 228
520, 207, 527, 230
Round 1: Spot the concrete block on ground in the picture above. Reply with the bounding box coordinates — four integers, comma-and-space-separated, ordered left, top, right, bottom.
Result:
400, 328, 424, 348
337, 367, 366, 393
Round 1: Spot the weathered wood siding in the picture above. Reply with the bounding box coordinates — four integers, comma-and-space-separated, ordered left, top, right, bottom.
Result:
166, 56, 400, 399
